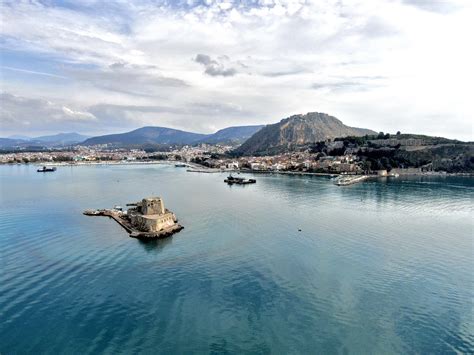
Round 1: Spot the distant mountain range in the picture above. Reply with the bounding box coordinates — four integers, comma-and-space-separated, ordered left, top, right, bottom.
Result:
35, 132, 91, 144
81, 125, 264, 146
0, 112, 376, 151
233, 112, 376, 156
0, 133, 90, 149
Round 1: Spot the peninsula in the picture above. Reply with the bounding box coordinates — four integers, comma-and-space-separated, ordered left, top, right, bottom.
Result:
84, 197, 183, 239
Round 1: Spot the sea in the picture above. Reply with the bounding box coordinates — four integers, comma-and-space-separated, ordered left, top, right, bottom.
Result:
0, 164, 472, 354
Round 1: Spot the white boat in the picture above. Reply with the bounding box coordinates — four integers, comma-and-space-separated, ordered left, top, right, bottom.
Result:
334, 175, 368, 186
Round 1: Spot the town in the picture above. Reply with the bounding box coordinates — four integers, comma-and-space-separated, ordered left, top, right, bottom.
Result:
0, 138, 447, 176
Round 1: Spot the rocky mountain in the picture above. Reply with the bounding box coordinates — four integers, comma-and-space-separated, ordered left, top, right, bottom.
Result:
233, 112, 376, 156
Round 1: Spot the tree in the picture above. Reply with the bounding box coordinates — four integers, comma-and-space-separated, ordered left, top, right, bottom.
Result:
361, 160, 372, 173
377, 132, 385, 139
396, 131, 401, 136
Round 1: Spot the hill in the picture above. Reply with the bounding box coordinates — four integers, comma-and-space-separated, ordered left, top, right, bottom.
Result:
0, 138, 28, 149
198, 125, 264, 144
81, 127, 207, 146
82, 125, 264, 147
35, 132, 90, 144
233, 112, 375, 156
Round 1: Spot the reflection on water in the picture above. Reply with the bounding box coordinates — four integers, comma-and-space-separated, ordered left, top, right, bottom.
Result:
0, 164, 472, 354
137, 236, 173, 253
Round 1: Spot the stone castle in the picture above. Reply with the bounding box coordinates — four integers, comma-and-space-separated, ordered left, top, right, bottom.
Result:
127, 197, 178, 233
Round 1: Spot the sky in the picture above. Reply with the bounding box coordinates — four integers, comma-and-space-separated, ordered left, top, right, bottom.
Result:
0, 0, 472, 140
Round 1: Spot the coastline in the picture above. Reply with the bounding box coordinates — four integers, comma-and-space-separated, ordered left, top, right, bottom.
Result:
1, 160, 472, 177
188, 166, 474, 178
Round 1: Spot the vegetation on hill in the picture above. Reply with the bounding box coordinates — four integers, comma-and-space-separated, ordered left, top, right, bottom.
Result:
311, 133, 473, 173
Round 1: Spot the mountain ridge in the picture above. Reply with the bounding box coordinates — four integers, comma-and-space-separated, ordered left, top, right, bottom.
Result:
233, 112, 376, 156
81, 125, 264, 146
197, 125, 264, 144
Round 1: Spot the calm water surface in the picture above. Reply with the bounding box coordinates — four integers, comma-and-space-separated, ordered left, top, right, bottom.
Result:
0, 164, 473, 354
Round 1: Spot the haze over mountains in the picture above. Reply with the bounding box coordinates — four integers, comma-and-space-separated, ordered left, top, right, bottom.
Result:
0, 133, 90, 148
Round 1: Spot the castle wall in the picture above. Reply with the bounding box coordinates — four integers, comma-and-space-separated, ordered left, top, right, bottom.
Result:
130, 212, 176, 232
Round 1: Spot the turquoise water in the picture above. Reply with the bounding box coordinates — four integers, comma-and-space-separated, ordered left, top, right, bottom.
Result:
0, 164, 473, 354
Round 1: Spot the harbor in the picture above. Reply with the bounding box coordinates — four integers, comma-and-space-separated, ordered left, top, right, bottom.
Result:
84, 197, 183, 239
2, 163, 472, 354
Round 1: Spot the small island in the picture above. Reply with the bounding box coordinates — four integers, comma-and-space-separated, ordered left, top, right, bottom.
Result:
84, 197, 183, 239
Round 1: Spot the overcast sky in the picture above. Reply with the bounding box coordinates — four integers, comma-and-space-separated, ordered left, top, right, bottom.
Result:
0, 0, 472, 140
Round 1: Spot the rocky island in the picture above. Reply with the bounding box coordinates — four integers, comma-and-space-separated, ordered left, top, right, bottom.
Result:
84, 197, 183, 239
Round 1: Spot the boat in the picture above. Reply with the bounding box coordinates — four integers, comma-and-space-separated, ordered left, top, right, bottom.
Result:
224, 175, 256, 185
37, 166, 57, 172
334, 175, 368, 186
83, 209, 103, 216
175, 163, 187, 167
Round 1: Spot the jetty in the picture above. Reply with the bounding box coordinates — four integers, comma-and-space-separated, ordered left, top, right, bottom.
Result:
186, 168, 220, 173
84, 197, 183, 239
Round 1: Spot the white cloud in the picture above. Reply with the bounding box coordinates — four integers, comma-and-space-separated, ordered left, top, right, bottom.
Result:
0, 0, 472, 140
0, 93, 97, 134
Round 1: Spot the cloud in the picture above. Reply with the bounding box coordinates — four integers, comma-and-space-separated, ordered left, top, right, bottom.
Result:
0, 92, 96, 133
87, 101, 253, 133
401, 0, 463, 13
0, 66, 68, 79
194, 54, 237, 77
64, 63, 189, 97
312, 82, 363, 92
262, 68, 311, 77
311, 76, 385, 92
0, 0, 472, 140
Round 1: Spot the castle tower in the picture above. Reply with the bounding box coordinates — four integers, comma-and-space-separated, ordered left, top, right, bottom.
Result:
141, 197, 165, 215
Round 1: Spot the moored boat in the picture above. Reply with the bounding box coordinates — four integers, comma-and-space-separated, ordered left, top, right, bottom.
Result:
224, 175, 256, 185
334, 175, 368, 186
37, 166, 57, 172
